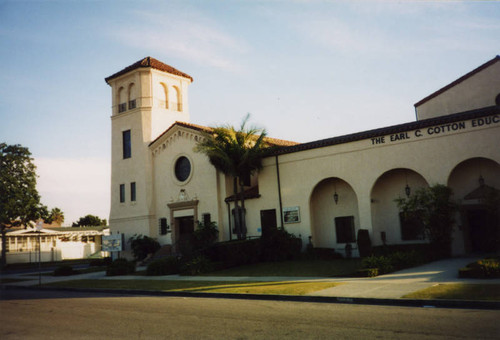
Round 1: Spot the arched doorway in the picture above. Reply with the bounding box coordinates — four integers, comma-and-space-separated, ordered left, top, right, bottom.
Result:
310, 177, 359, 255
448, 157, 500, 253
370, 168, 428, 246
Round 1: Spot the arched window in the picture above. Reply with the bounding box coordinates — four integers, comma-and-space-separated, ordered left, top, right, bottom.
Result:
117, 87, 126, 113
158, 82, 168, 109
128, 83, 137, 110
170, 86, 182, 111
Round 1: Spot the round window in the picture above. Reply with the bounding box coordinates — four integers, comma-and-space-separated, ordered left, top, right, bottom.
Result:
174, 156, 191, 182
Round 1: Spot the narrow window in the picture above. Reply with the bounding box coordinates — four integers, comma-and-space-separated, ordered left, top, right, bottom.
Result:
159, 218, 168, 235
202, 213, 211, 226
130, 182, 136, 201
119, 184, 125, 203
335, 216, 355, 243
122, 130, 131, 159
260, 209, 277, 237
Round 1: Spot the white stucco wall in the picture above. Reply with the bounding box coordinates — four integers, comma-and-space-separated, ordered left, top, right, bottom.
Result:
416, 60, 500, 120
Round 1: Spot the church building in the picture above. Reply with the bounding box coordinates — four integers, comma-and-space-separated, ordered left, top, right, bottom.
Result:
105, 56, 500, 258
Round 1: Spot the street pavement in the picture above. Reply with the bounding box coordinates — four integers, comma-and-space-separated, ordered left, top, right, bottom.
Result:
2, 256, 500, 300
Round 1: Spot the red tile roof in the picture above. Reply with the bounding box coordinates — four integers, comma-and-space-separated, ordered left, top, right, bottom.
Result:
273, 105, 499, 156
150, 121, 299, 148
414, 55, 500, 107
105, 57, 193, 84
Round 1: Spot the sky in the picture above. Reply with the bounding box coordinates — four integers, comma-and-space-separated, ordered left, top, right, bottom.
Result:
0, 0, 499, 226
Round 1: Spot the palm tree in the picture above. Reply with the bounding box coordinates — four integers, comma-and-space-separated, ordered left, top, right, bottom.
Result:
49, 208, 65, 226
194, 114, 268, 240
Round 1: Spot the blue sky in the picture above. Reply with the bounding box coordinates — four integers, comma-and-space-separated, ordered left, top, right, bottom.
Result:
1, 0, 499, 225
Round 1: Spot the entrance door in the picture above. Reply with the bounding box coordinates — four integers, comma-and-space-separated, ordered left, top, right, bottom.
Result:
466, 209, 496, 253
177, 216, 194, 239
175, 216, 194, 254
260, 209, 277, 236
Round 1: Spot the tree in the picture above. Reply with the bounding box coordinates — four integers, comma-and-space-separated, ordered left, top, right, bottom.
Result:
72, 214, 107, 227
0, 143, 50, 267
396, 184, 457, 259
128, 234, 160, 261
194, 114, 268, 239
48, 207, 65, 226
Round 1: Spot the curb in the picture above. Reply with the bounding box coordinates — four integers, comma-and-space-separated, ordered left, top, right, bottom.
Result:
2, 284, 499, 310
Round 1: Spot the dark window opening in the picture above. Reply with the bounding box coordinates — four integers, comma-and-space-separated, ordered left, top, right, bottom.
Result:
335, 216, 355, 243
130, 182, 136, 202
159, 218, 168, 235
174, 156, 191, 182
231, 207, 246, 234
260, 209, 277, 236
129, 99, 137, 110
399, 211, 425, 241
495, 93, 500, 106
122, 130, 131, 159
202, 213, 211, 226
241, 171, 251, 187
119, 184, 125, 203
118, 103, 127, 113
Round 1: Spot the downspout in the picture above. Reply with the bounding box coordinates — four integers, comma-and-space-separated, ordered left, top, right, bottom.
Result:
226, 201, 232, 241
275, 155, 284, 229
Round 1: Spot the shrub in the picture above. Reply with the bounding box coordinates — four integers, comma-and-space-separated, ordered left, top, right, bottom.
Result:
89, 257, 112, 267
182, 256, 213, 275
459, 257, 500, 278
203, 238, 261, 268
259, 228, 302, 262
53, 265, 75, 276
361, 250, 427, 276
355, 268, 379, 277
306, 248, 343, 260
372, 244, 430, 258
388, 250, 425, 271
128, 234, 161, 261
396, 184, 457, 259
362, 255, 393, 275
106, 258, 136, 276
192, 221, 219, 252
146, 256, 182, 276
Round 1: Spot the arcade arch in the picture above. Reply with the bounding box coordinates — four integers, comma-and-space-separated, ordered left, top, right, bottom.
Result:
310, 177, 360, 252
448, 157, 500, 253
370, 168, 428, 246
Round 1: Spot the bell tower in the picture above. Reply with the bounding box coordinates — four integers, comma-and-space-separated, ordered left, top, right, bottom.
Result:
105, 57, 193, 255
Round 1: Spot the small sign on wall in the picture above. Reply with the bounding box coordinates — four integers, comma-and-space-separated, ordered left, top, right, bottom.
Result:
102, 234, 124, 252
283, 206, 300, 224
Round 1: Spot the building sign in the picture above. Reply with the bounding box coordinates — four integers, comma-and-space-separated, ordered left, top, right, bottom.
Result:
102, 234, 124, 252
283, 206, 300, 224
370, 114, 499, 146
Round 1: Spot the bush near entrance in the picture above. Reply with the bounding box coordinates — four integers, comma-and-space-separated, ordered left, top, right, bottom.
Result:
106, 258, 136, 276
459, 257, 500, 278
358, 250, 427, 277
128, 234, 161, 261
396, 184, 457, 259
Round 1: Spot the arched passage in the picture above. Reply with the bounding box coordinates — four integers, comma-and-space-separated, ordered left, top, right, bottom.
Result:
448, 157, 500, 253
310, 177, 360, 254
370, 168, 428, 246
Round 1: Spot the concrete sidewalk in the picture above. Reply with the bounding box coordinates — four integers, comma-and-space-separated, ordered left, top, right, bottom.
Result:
2, 257, 499, 300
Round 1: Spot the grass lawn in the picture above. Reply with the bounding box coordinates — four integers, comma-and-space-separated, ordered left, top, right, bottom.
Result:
201, 259, 362, 277
43, 279, 341, 295
403, 284, 500, 301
